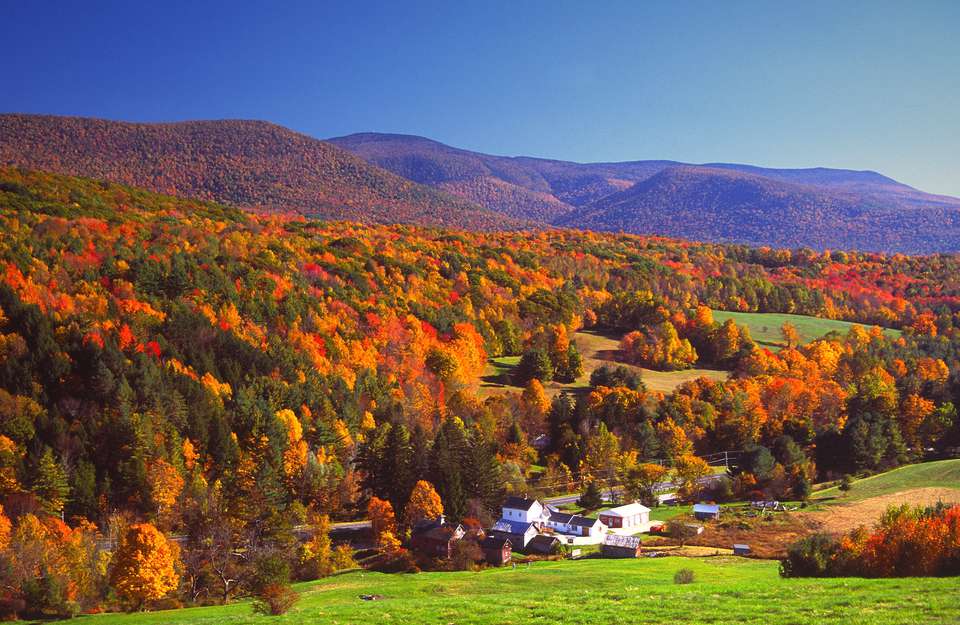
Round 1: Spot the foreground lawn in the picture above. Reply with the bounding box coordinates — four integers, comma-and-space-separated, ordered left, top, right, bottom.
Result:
813, 458, 960, 503
711, 310, 900, 351
66, 557, 958, 625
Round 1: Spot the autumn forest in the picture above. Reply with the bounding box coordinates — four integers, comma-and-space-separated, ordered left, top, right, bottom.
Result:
1, 163, 960, 616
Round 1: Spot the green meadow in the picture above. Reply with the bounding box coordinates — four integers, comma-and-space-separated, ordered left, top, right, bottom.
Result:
58, 557, 959, 625
711, 310, 901, 351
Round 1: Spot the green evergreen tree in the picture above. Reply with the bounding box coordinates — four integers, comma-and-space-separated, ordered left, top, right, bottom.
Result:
514, 349, 554, 385
430, 417, 470, 521
384, 423, 415, 513
577, 480, 603, 510
464, 426, 504, 516
33, 447, 70, 518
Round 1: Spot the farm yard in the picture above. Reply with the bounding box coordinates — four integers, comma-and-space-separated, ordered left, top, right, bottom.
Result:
53, 557, 960, 625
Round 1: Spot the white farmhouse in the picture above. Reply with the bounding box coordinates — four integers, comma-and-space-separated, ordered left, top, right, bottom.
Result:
500, 496, 549, 527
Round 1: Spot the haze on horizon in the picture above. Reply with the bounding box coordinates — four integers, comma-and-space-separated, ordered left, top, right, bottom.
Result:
2, 0, 958, 196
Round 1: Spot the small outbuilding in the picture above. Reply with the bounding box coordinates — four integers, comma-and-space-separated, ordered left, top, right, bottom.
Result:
600, 534, 642, 558
526, 534, 562, 555
733, 544, 751, 556
480, 536, 512, 566
693, 503, 721, 521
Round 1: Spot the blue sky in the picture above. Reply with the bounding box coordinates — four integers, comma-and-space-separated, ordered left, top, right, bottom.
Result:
3, 1, 959, 196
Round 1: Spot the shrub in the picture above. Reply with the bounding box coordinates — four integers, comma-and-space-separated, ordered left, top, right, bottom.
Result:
779, 533, 840, 578
252, 553, 292, 594
252, 583, 299, 616
673, 568, 695, 584
451, 540, 483, 571
838, 474, 853, 492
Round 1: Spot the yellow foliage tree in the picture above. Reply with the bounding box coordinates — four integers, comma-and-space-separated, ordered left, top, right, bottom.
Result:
404, 480, 444, 529
146, 458, 184, 517
109, 523, 180, 609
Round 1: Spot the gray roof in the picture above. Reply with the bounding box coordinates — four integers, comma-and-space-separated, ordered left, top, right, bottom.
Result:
503, 496, 540, 511
549, 512, 600, 527
526, 535, 561, 553
491, 520, 536, 535
693, 503, 721, 513
481, 536, 511, 549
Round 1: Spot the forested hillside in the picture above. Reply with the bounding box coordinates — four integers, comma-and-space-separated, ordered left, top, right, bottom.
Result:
0, 114, 515, 229
2, 166, 960, 615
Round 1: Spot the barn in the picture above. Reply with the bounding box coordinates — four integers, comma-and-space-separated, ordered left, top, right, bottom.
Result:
600, 534, 642, 558
480, 536, 512, 565
598, 502, 651, 531
410, 523, 466, 559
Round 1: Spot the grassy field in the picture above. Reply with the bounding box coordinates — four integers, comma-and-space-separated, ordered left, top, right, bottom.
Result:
812, 458, 960, 504
712, 310, 901, 352
480, 330, 729, 398
59, 557, 960, 625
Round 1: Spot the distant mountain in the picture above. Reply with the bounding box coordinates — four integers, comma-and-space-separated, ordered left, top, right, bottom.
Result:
0, 114, 518, 230
329, 132, 669, 220
331, 132, 960, 253
557, 166, 960, 252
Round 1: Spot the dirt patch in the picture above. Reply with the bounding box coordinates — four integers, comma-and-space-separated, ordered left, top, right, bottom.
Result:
641, 544, 734, 557
801, 487, 960, 534
644, 509, 821, 559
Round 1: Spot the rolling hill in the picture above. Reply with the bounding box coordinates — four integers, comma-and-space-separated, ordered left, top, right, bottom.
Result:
331, 132, 960, 253
0, 114, 518, 230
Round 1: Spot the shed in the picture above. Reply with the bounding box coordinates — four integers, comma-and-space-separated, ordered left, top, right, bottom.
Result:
480, 536, 512, 566
733, 544, 751, 556
526, 534, 562, 555
693, 503, 721, 521
600, 534, 642, 558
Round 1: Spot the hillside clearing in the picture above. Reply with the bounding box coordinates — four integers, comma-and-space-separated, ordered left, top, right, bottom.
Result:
711, 310, 901, 351
480, 330, 729, 398
813, 458, 960, 503
61, 557, 960, 625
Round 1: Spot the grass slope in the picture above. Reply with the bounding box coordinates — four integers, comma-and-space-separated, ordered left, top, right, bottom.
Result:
813, 459, 960, 503
712, 310, 900, 351
66, 558, 958, 625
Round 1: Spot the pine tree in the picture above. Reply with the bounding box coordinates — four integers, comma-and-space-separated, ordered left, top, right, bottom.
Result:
384, 423, 415, 513
577, 480, 603, 510
33, 448, 70, 518
429, 417, 470, 521
464, 426, 503, 516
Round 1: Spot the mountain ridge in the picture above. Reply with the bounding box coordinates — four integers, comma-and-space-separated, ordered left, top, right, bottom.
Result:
0, 113, 522, 230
